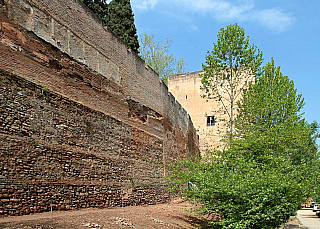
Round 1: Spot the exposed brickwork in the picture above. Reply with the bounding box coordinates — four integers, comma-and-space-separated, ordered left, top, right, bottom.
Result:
0, 0, 199, 217
0, 183, 171, 216
0, 71, 172, 216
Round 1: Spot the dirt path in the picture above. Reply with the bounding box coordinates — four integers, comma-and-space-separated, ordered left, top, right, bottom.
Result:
296, 208, 320, 229
0, 200, 206, 229
0, 203, 311, 229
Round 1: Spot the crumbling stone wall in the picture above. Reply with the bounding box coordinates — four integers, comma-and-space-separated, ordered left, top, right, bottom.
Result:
0, 0, 199, 217
0, 71, 171, 216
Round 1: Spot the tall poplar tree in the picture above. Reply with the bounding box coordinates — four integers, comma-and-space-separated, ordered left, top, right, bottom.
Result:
107, 0, 140, 53
201, 24, 263, 141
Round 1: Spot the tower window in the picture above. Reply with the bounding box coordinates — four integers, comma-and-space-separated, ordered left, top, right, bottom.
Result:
207, 116, 215, 126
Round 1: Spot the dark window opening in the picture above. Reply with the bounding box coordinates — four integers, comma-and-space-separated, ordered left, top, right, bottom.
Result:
185, 95, 188, 99
207, 116, 215, 126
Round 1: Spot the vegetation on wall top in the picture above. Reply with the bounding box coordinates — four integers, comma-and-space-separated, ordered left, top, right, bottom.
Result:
139, 33, 187, 84
81, 0, 140, 53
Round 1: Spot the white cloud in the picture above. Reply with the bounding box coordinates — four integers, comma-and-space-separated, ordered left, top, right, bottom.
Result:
213, 2, 255, 21
191, 25, 198, 31
132, 0, 295, 32
132, 0, 159, 10
252, 8, 295, 32
178, 0, 294, 31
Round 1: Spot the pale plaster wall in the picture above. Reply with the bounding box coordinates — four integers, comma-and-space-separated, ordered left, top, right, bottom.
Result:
168, 70, 254, 155
168, 71, 229, 154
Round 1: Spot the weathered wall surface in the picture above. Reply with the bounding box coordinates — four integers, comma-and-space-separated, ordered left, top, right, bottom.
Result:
0, 71, 170, 216
0, 0, 199, 216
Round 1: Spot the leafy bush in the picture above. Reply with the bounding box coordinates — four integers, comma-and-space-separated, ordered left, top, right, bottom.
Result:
167, 58, 319, 228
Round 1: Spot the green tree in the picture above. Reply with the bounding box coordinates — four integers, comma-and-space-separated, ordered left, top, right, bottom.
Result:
307, 121, 320, 202
168, 59, 319, 228
107, 0, 140, 53
139, 33, 187, 84
81, 0, 109, 26
233, 58, 318, 165
201, 24, 263, 141
168, 155, 306, 229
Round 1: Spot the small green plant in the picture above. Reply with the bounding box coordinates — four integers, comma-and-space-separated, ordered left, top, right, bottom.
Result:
46, 97, 51, 104
129, 177, 137, 191
85, 120, 92, 133
42, 87, 51, 103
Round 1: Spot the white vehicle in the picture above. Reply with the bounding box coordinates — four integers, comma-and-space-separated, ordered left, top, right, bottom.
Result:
313, 204, 320, 217
310, 202, 319, 208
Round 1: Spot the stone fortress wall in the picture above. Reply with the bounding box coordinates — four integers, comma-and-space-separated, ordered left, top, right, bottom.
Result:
0, 0, 199, 216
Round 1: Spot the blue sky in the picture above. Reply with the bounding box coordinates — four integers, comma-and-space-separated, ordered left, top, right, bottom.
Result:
129, 0, 320, 144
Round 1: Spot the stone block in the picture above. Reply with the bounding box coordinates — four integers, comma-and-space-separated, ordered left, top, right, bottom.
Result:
7, 0, 33, 31
84, 43, 98, 72
98, 52, 109, 78
109, 61, 120, 84
69, 33, 84, 63
53, 20, 69, 54
32, 7, 54, 45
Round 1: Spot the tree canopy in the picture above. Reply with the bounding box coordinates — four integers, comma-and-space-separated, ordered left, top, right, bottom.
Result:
81, 0, 140, 53
233, 58, 317, 164
201, 24, 263, 141
107, 0, 140, 53
139, 33, 187, 84
168, 58, 319, 228
81, 0, 109, 26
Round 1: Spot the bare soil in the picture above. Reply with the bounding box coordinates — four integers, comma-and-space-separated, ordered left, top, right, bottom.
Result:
0, 200, 305, 229
282, 216, 304, 228
0, 200, 208, 229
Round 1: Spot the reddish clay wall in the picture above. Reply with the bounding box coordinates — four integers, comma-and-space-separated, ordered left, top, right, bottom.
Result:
0, 0, 199, 216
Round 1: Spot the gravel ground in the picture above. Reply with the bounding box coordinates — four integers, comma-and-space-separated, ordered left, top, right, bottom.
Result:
0, 200, 207, 229
1, 201, 307, 229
